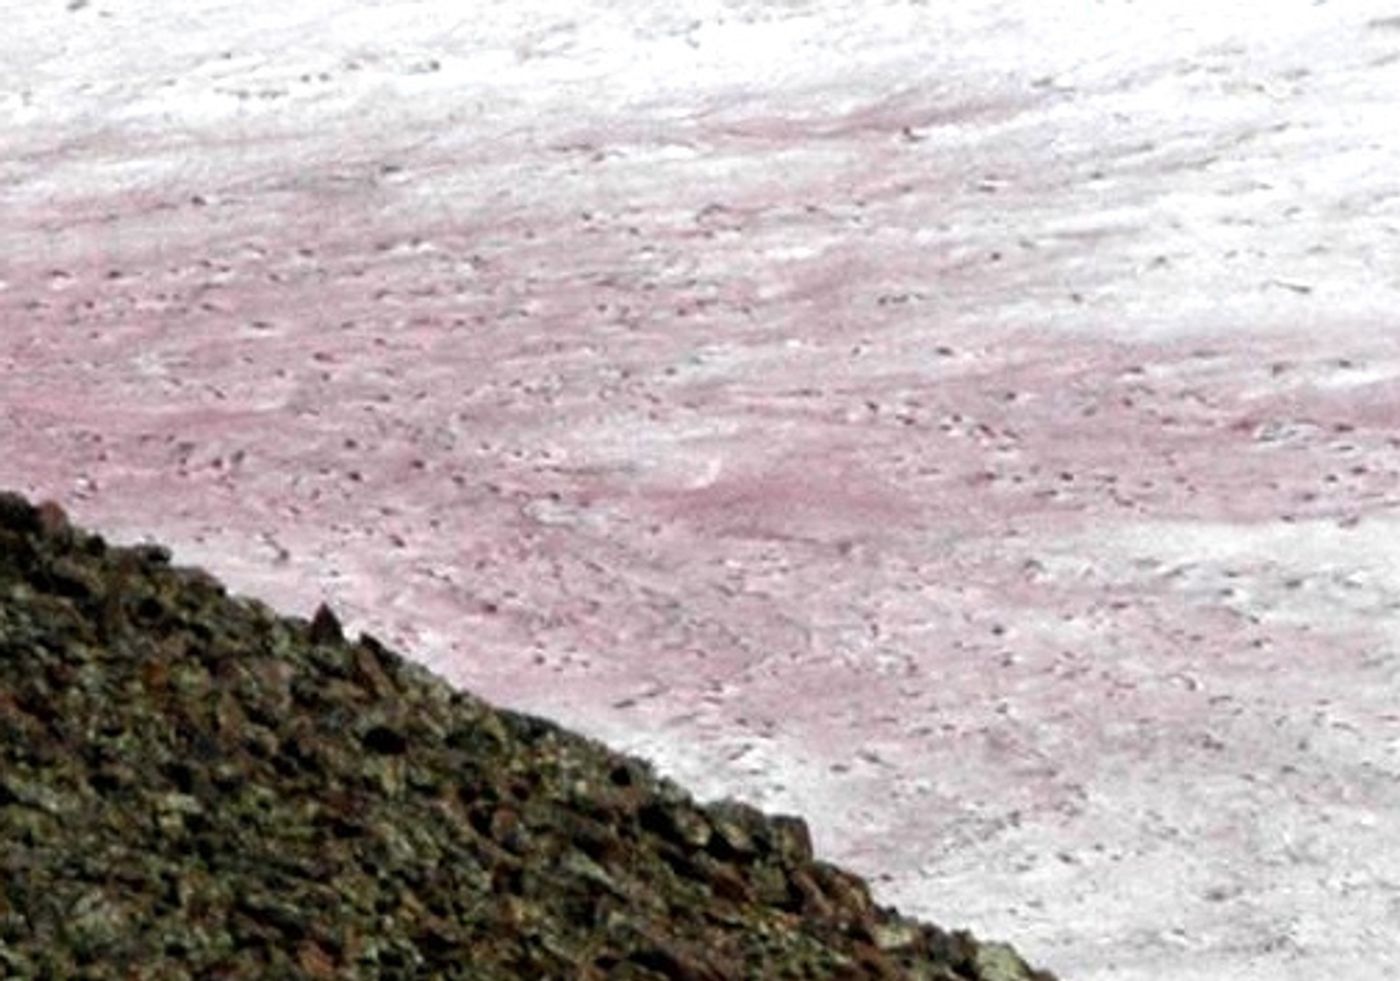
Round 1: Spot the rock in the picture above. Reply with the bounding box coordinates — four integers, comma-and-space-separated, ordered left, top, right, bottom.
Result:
975, 942, 1045, 981
771, 812, 816, 865
35, 500, 71, 539
308, 602, 344, 645
0, 490, 38, 532
0, 490, 1060, 979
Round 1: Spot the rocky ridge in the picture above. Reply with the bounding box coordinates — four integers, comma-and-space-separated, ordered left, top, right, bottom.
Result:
0, 490, 1057, 979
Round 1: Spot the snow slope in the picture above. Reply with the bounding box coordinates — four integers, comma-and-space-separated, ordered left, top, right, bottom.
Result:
5, 1, 1400, 976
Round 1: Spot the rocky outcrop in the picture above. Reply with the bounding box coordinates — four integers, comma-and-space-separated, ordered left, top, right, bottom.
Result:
0, 490, 1058, 979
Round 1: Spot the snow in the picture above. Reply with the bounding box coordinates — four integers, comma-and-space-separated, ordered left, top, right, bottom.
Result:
6, 0, 1400, 977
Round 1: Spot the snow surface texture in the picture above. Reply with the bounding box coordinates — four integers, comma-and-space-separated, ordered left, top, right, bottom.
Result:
5, 1, 1400, 977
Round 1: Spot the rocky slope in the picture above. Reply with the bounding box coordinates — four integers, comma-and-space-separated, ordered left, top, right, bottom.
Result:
0, 490, 1056, 979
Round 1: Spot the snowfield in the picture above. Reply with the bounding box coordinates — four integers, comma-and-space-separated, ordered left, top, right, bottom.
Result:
5, 1, 1400, 976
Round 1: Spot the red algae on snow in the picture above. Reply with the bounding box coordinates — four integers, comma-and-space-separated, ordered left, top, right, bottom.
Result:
5, 1, 1400, 978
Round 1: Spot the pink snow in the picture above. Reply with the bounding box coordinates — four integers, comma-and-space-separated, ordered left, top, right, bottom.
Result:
5, 1, 1400, 977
